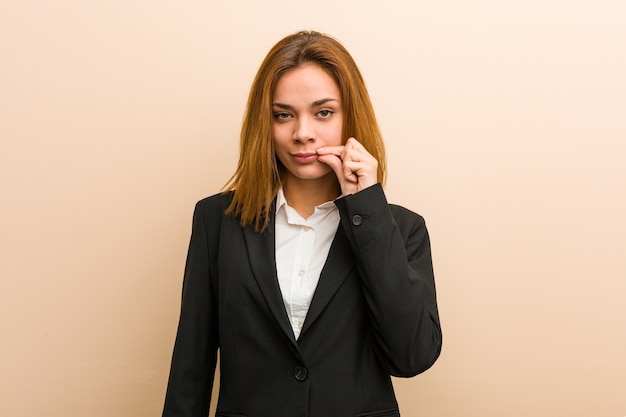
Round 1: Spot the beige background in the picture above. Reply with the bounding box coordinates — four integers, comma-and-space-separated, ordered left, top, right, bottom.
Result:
1, 1, 625, 416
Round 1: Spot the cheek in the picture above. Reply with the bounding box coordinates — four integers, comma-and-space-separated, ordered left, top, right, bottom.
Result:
324, 122, 344, 145
273, 125, 291, 147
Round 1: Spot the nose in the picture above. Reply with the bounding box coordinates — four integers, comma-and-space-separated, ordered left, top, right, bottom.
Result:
293, 116, 315, 143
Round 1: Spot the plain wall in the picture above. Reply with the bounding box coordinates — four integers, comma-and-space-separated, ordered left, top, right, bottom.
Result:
1, 1, 624, 416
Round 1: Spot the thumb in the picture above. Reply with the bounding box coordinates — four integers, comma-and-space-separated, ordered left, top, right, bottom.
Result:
316, 154, 345, 182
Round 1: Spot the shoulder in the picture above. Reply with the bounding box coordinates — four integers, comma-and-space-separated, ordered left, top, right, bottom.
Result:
389, 203, 424, 222
189, 192, 236, 229
188, 192, 238, 240
388, 203, 427, 232
195, 191, 235, 213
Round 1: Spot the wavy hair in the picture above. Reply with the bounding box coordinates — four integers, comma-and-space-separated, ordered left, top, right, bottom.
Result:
223, 30, 386, 232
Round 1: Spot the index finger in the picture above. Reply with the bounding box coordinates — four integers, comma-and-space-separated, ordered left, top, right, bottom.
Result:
316, 145, 344, 156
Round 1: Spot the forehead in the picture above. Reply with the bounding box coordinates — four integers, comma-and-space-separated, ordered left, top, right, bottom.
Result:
273, 64, 340, 102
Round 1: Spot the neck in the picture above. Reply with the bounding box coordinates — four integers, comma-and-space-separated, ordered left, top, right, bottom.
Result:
282, 174, 340, 219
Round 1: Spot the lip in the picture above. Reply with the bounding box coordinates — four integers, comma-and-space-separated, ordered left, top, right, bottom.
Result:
291, 152, 319, 164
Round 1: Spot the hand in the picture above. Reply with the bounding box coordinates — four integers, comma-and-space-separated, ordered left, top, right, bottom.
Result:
316, 137, 379, 196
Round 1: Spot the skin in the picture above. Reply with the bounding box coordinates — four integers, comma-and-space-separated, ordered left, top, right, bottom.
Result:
272, 64, 378, 218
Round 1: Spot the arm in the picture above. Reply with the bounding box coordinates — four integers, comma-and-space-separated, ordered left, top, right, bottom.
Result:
162, 202, 218, 417
334, 184, 442, 377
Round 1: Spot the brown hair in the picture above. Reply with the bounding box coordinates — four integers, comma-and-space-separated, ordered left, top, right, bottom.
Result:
223, 30, 386, 231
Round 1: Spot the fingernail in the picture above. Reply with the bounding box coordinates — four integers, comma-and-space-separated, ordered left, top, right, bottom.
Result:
316, 147, 325, 153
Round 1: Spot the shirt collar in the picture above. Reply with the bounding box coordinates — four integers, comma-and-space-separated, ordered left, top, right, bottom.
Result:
276, 187, 288, 215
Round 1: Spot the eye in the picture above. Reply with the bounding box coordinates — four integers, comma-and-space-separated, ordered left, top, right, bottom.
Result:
273, 112, 292, 121
317, 109, 334, 119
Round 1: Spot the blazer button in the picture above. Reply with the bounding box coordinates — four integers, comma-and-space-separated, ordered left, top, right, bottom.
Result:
352, 215, 362, 226
294, 366, 308, 381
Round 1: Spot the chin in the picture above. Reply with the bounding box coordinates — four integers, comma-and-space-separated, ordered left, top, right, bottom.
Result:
286, 165, 332, 181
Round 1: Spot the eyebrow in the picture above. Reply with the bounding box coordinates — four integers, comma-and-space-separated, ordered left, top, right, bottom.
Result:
272, 98, 340, 110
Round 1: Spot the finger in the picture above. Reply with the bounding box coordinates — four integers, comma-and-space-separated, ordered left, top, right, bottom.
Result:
343, 160, 377, 187
342, 138, 375, 163
316, 154, 346, 182
342, 147, 364, 163
341, 159, 358, 183
344, 137, 367, 152
316, 145, 344, 157
343, 160, 369, 177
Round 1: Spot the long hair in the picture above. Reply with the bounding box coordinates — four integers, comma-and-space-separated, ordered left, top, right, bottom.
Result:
223, 30, 387, 232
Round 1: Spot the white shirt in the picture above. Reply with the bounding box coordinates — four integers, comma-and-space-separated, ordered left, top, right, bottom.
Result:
274, 188, 340, 339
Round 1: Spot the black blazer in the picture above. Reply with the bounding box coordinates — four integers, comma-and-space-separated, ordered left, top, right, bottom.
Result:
162, 184, 442, 417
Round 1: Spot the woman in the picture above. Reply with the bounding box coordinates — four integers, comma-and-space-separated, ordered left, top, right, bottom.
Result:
162, 30, 442, 417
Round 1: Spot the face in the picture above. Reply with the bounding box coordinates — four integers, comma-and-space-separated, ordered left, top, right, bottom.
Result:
272, 64, 343, 184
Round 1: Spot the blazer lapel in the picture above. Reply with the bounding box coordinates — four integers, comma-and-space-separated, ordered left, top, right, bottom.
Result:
241, 213, 299, 348
300, 224, 354, 337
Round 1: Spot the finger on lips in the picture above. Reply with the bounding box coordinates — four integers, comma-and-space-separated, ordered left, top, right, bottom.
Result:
316, 145, 344, 157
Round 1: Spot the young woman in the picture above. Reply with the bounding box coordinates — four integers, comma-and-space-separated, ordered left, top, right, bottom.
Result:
162, 30, 442, 417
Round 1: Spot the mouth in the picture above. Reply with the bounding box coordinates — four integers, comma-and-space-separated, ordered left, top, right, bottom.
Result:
292, 152, 319, 163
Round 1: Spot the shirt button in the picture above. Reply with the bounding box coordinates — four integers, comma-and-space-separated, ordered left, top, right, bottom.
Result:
297, 269, 305, 277
303, 226, 311, 232
294, 366, 308, 381
352, 215, 363, 226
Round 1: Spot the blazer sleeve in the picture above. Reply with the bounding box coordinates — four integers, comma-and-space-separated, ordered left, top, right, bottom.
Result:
334, 183, 442, 377
162, 201, 219, 417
